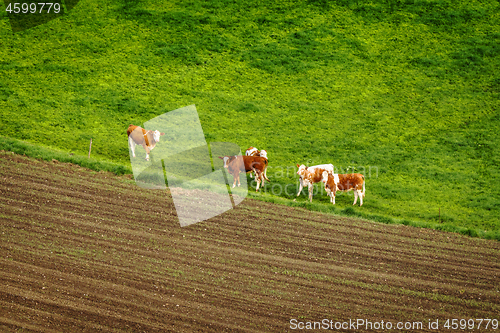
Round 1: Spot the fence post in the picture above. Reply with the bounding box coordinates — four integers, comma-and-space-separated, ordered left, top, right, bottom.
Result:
88, 138, 92, 158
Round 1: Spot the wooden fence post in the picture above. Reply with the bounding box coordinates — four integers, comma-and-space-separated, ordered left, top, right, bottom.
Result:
88, 138, 92, 158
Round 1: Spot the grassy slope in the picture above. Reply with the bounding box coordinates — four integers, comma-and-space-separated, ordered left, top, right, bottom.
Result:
0, 0, 499, 234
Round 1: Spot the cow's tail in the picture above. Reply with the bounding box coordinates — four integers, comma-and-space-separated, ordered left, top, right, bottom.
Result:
362, 175, 365, 198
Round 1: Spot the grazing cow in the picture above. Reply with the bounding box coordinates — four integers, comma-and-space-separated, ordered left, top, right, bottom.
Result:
219, 155, 269, 191
322, 171, 365, 206
245, 147, 268, 179
127, 124, 165, 161
295, 164, 334, 202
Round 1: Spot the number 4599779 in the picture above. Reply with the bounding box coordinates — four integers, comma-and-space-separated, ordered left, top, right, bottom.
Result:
5, 2, 61, 14
444, 319, 498, 330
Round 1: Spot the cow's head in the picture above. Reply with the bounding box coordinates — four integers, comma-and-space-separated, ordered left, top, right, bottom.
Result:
152, 130, 165, 143
321, 171, 330, 183
296, 164, 308, 177
259, 150, 268, 159
218, 156, 231, 168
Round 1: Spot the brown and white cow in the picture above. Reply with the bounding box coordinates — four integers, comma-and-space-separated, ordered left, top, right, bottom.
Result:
295, 164, 334, 202
218, 155, 269, 191
321, 171, 365, 206
245, 147, 268, 179
127, 124, 165, 161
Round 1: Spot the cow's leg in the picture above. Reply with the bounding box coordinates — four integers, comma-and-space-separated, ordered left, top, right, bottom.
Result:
128, 136, 136, 158
257, 169, 264, 191
357, 189, 363, 206
263, 166, 270, 181
308, 184, 313, 202
143, 145, 150, 161
255, 175, 261, 192
233, 172, 240, 188
296, 178, 304, 197
328, 190, 335, 204
353, 190, 358, 205
255, 168, 265, 186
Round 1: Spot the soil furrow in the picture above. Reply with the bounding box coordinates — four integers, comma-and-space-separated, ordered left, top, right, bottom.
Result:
0, 152, 498, 332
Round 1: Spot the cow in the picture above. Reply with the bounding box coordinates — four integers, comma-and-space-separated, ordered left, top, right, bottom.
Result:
322, 170, 365, 206
245, 147, 268, 179
295, 164, 334, 202
127, 124, 165, 161
218, 155, 269, 192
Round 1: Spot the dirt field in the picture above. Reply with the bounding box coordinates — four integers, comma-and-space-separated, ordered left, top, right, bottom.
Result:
1, 152, 499, 332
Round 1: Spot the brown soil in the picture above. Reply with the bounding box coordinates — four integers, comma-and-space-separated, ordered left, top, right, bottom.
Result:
0, 152, 499, 332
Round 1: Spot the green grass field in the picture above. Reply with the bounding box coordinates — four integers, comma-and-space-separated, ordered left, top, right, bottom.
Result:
1, 0, 499, 238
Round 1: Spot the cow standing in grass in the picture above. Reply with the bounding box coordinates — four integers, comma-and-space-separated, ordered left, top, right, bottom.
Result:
127, 124, 165, 161
219, 155, 269, 192
295, 164, 334, 202
245, 147, 268, 180
322, 170, 365, 206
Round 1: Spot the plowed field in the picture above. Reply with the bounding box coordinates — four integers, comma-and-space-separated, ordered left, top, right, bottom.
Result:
1, 152, 499, 332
